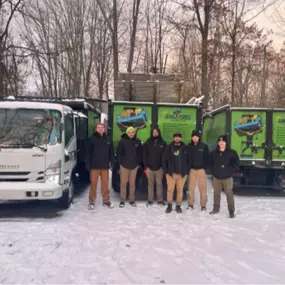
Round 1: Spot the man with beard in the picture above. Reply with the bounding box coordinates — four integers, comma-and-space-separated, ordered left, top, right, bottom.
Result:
117, 126, 142, 208
143, 127, 167, 206
209, 135, 239, 218
162, 133, 189, 214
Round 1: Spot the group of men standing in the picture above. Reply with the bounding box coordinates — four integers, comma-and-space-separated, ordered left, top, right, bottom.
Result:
86, 123, 239, 218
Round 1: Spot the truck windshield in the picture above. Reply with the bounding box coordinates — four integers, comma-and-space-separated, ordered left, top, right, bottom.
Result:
0, 108, 61, 148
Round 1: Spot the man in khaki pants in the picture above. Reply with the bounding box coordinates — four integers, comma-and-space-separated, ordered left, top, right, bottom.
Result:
162, 133, 189, 214
117, 127, 142, 208
86, 123, 114, 210
186, 130, 210, 211
143, 127, 167, 206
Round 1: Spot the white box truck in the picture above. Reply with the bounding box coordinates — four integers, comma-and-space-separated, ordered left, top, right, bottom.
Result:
0, 99, 84, 209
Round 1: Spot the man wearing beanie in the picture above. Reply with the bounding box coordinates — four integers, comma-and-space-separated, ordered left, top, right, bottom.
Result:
143, 127, 167, 206
209, 135, 239, 218
162, 133, 189, 214
117, 126, 142, 207
186, 130, 210, 211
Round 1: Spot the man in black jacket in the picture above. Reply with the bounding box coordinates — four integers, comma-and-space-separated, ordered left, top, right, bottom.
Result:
210, 135, 240, 218
186, 130, 210, 211
86, 123, 114, 210
143, 127, 167, 206
162, 133, 189, 214
117, 126, 142, 208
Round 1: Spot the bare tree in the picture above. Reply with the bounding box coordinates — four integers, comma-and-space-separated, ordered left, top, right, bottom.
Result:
127, 0, 141, 72
0, 0, 23, 97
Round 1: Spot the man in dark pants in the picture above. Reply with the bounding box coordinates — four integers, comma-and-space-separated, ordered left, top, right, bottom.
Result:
86, 123, 114, 210
209, 135, 240, 218
143, 127, 167, 206
186, 130, 210, 211
117, 126, 142, 208
162, 133, 189, 214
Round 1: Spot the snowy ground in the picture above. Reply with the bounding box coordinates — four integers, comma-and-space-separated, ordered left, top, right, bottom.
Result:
1, 177, 285, 284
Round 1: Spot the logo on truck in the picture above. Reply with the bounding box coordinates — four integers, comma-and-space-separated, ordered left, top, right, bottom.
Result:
116, 107, 147, 132
234, 114, 262, 136
164, 108, 191, 121
0, 164, 19, 169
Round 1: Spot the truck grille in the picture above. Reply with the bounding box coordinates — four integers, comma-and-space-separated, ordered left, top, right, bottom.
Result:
0, 171, 44, 182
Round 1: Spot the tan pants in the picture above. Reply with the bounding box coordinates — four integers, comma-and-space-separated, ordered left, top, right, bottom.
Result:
120, 165, 138, 202
146, 168, 164, 202
89, 169, 109, 203
212, 177, 235, 212
188, 169, 207, 207
166, 174, 187, 205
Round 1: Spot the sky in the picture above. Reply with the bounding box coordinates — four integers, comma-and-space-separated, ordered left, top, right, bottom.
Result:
253, 0, 285, 49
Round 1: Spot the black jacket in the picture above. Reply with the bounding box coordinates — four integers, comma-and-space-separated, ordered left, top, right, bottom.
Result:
186, 141, 210, 171
210, 147, 240, 179
143, 131, 167, 171
85, 132, 114, 170
162, 142, 189, 177
117, 134, 142, 170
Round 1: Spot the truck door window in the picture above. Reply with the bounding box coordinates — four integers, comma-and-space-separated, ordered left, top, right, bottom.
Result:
64, 114, 74, 147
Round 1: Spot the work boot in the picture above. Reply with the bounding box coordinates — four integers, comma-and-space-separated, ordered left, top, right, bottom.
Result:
129, 201, 137, 207
229, 210, 235, 218
146, 201, 153, 207
165, 204, 172, 214
157, 201, 165, 206
175, 205, 182, 214
210, 209, 219, 215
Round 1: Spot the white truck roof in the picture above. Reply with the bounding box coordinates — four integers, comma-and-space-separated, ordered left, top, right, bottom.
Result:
0, 101, 72, 113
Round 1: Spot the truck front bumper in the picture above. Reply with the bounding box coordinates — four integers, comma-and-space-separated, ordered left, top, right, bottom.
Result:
0, 182, 63, 201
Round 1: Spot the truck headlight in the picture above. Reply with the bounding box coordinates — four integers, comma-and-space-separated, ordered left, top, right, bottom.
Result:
45, 168, 60, 184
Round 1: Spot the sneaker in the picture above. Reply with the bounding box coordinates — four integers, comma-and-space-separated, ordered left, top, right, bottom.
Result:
103, 201, 114, 208
201, 207, 206, 211
165, 204, 172, 214
157, 201, 165, 206
175, 205, 182, 213
146, 201, 153, 207
187, 204, 194, 210
129, 201, 137, 207
88, 203, 94, 210
119, 202, 125, 208
229, 210, 235, 218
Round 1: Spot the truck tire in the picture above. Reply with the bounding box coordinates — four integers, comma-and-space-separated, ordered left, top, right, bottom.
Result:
58, 179, 75, 209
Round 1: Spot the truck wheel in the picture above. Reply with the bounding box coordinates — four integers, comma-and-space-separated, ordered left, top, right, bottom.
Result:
58, 179, 75, 209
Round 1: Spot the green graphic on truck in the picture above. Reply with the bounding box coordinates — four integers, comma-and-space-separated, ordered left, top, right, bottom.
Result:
112, 104, 152, 148
231, 111, 266, 159
272, 111, 285, 160
157, 106, 197, 144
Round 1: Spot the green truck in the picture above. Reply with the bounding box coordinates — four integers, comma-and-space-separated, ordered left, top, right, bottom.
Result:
202, 105, 285, 190
109, 101, 202, 194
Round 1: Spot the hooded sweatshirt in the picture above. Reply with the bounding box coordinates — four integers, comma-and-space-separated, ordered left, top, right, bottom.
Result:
117, 133, 142, 169
143, 128, 167, 171
162, 141, 189, 177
